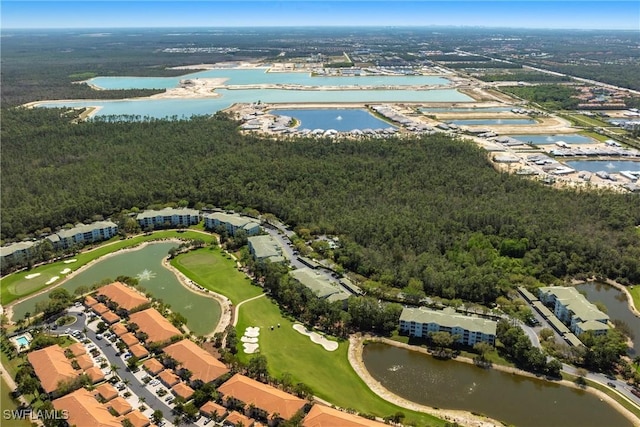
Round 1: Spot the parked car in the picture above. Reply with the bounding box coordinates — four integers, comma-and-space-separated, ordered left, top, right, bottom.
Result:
95, 334, 103, 340
607, 382, 617, 388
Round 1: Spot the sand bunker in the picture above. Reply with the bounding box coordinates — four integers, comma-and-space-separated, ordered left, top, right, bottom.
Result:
241, 327, 260, 353
243, 343, 259, 354
60, 268, 71, 274
25, 273, 41, 279
45, 276, 59, 285
63, 259, 77, 264
293, 324, 339, 351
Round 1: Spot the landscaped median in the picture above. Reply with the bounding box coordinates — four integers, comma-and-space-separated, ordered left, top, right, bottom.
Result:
1, 230, 216, 306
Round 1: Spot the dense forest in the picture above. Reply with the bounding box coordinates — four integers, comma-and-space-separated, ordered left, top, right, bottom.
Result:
3, 108, 639, 304
500, 84, 580, 110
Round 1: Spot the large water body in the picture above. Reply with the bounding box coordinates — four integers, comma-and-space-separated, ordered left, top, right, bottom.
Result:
511, 134, 597, 145
271, 108, 393, 131
88, 68, 452, 90
565, 160, 640, 173
421, 106, 514, 113
448, 118, 537, 126
13, 243, 221, 335
363, 343, 633, 427
576, 282, 640, 356
39, 88, 473, 119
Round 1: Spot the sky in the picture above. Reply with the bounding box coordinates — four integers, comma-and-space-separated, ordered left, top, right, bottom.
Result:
2, 1, 639, 30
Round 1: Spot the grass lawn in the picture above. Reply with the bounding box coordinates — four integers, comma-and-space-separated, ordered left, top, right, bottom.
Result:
629, 286, 640, 313
1, 377, 34, 427
170, 248, 262, 304
562, 372, 640, 419
235, 296, 446, 426
1, 230, 216, 305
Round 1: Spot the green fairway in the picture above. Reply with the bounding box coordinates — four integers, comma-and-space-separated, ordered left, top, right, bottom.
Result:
171, 248, 262, 304
1, 230, 216, 305
629, 286, 640, 313
235, 296, 445, 426
1, 377, 33, 427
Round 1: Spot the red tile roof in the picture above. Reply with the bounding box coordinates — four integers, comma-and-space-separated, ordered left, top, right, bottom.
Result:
53, 388, 121, 427
129, 344, 149, 359
172, 382, 195, 400
129, 308, 181, 345
303, 405, 388, 427
27, 345, 78, 394
110, 323, 128, 337
158, 369, 179, 387
97, 282, 149, 311
85, 366, 106, 383
218, 374, 305, 421
142, 358, 164, 375
164, 339, 229, 383
67, 342, 86, 357
200, 400, 227, 418
95, 383, 119, 402
107, 396, 132, 415
85, 295, 99, 307
92, 303, 109, 315
75, 354, 94, 371
121, 332, 139, 347
225, 411, 254, 427
101, 311, 121, 325
123, 410, 151, 427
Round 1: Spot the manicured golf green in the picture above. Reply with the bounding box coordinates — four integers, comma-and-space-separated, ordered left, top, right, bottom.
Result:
171, 248, 262, 304
1, 231, 216, 305
235, 296, 445, 426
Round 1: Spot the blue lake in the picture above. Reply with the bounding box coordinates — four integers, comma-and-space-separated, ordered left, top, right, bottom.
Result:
449, 119, 537, 126
511, 134, 597, 145
271, 109, 393, 131
565, 160, 640, 173
38, 88, 474, 119
421, 106, 514, 113
88, 68, 451, 90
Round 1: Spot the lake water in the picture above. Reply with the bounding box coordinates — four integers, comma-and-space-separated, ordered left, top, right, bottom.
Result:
13, 242, 221, 335
449, 119, 537, 126
421, 106, 514, 113
88, 68, 452, 90
511, 134, 597, 145
565, 160, 640, 173
363, 343, 632, 427
271, 108, 393, 131
38, 88, 473, 119
576, 282, 640, 355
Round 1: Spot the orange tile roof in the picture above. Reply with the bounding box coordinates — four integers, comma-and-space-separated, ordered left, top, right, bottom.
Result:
85, 295, 99, 307
95, 383, 119, 402
142, 358, 164, 375
123, 410, 151, 427
158, 369, 179, 387
67, 342, 86, 357
200, 401, 227, 418
53, 388, 121, 427
93, 303, 109, 315
85, 366, 106, 383
225, 411, 254, 427
303, 405, 388, 427
107, 396, 132, 415
121, 332, 140, 347
129, 344, 149, 359
218, 374, 305, 421
164, 339, 229, 383
111, 323, 128, 337
97, 282, 150, 311
172, 382, 195, 400
75, 354, 94, 371
102, 311, 121, 324
27, 345, 79, 394
129, 308, 181, 344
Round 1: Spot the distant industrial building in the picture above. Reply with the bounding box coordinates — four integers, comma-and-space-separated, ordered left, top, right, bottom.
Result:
136, 207, 200, 229
203, 212, 261, 236
538, 286, 610, 336
399, 307, 497, 346
290, 267, 350, 304
247, 235, 285, 263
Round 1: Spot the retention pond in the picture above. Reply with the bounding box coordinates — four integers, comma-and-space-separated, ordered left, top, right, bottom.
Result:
362, 342, 633, 427
12, 242, 221, 336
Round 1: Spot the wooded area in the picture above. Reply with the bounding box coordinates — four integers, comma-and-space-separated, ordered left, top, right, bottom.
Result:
3, 107, 639, 304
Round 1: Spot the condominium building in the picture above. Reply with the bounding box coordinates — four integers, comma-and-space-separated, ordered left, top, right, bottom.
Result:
136, 207, 200, 229
538, 286, 610, 336
49, 221, 118, 249
399, 307, 497, 346
0, 241, 36, 266
203, 212, 261, 236
247, 235, 285, 263
290, 267, 350, 304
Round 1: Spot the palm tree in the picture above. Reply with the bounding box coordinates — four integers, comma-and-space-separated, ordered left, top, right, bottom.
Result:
110, 364, 120, 379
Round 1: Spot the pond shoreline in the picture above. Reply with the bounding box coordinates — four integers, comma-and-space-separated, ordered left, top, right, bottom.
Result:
350, 335, 640, 427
